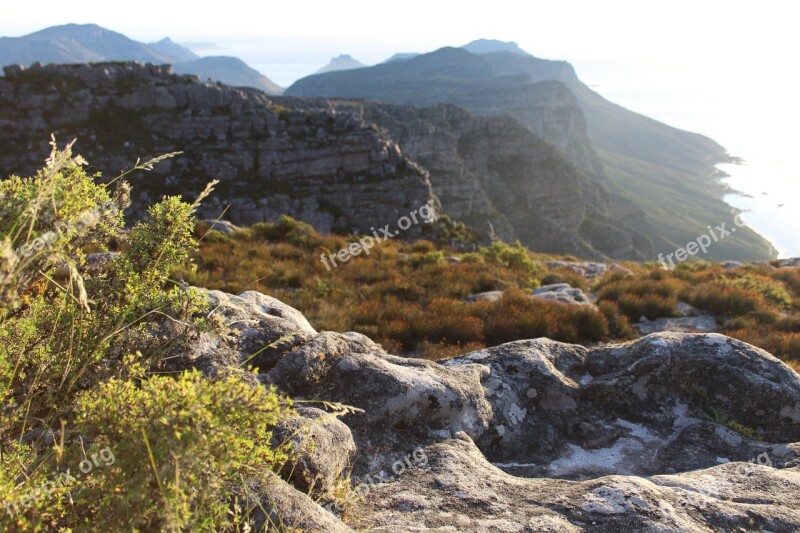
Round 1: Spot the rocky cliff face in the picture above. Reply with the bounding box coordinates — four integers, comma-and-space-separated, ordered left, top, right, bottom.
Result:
288, 48, 605, 184
0, 62, 435, 233
338, 101, 651, 259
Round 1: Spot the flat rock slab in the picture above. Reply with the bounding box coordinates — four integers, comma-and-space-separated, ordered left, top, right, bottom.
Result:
348, 435, 800, 532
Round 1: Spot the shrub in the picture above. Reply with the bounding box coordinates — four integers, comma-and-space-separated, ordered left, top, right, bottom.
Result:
418, 251, 445, 266
252, 215, 322, 248
480, 241, 543, 276
773, 268, 800, 294
540, 270, 588, 291
459, 252, 484, 264
416, 340, 486, 360
597, 277, 680, 320
0, 145, 204, 429
682, 282, 763, 316
598, 300, 634, 339
58, 371, 290, 531
615, 293, 678, 321
480, 289, 608, 346
410, 240, 435, 253
0, 141, 291, 531
726, 274, 792, 309
417, 298, 484, 344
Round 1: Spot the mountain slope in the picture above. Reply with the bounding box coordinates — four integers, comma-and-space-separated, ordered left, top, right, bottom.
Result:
285, 44, 776, 260
340, 101, 651, 259
148, 37, 198, 62
173, 56, 283, 94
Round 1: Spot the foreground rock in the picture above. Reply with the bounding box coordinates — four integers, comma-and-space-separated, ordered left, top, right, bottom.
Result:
166, 289, 317, 377
265, 330, 493, 466
248, 473, 352, 532
348, 434, 800, 532
271, 406, 356, 497
184, 290, 800, 531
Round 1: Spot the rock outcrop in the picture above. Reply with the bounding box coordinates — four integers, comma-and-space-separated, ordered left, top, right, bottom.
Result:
0, 62, 436, 234
532, 283, 595, 306
181, 288, 800, 531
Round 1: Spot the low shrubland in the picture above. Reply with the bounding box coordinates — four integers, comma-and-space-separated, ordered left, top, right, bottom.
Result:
181, 220, 800, 369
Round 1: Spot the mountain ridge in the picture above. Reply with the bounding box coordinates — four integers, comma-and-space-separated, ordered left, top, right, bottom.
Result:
286, 43, 776, 260
0, 23, 284, 95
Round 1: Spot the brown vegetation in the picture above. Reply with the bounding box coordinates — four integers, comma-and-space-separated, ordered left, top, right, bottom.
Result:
178, 218, 800, 370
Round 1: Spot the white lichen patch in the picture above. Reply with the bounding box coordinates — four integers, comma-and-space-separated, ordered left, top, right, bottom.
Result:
582, 485, 651, 514
507, 403, 527, 426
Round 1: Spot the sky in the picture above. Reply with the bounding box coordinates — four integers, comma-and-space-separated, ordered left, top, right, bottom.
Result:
2, 0, 799, 255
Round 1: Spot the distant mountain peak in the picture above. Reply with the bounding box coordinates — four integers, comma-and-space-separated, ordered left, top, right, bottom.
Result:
382, 52, 420, 64
149, 36, 198, 62
315, 54, 365, 75
461, 39, 531, 57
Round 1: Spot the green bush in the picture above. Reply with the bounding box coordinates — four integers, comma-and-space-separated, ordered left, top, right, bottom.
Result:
419, 251, 445, 266
682, 282, 763, 316
480, 241, 543, 276
726, 274, 792, 309
0, 141, 291, 531
63, 371, 290, 531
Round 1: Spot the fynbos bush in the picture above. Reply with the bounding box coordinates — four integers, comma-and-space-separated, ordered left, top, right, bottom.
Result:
0, 140, 291, 531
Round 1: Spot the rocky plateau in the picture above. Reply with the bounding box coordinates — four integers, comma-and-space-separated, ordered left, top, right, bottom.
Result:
164, 286, 800, 532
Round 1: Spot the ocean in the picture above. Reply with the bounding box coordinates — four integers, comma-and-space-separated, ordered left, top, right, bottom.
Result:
719, 158, 800, 260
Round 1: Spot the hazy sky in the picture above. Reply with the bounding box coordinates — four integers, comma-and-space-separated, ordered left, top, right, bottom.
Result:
3, 0, 799, 254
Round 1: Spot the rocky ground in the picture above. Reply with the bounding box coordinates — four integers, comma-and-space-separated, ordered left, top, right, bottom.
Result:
174, 286, 800, 532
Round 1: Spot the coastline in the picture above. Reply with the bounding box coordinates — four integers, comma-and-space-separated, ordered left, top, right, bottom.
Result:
717, 160, 795, 259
